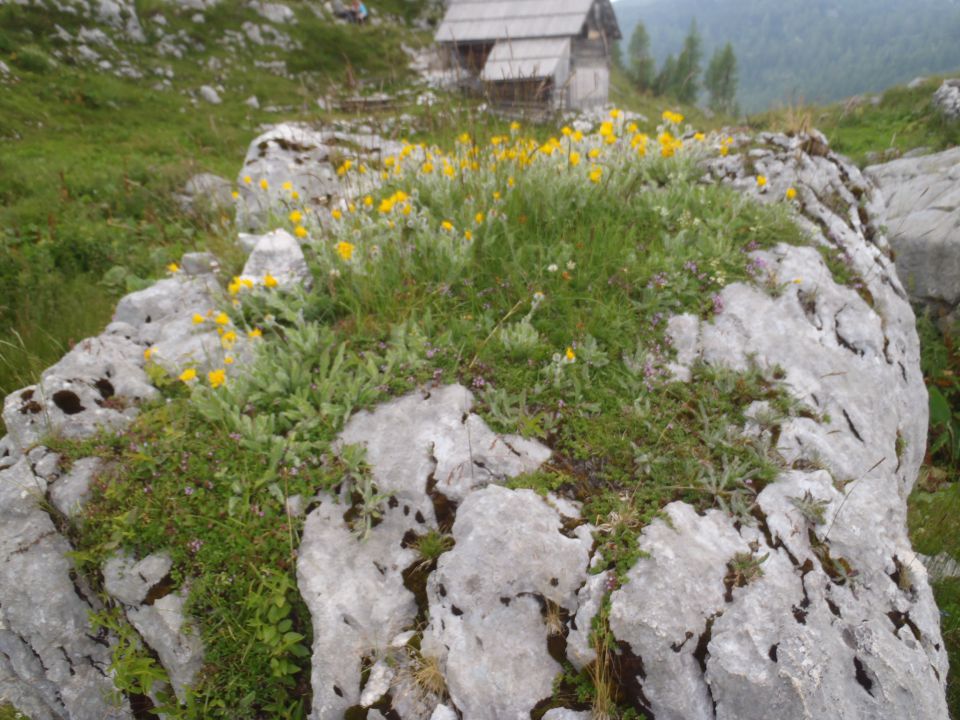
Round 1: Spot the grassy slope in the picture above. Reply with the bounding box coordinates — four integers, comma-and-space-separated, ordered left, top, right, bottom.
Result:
0, 0, 424, 396
752, 74, 960, 166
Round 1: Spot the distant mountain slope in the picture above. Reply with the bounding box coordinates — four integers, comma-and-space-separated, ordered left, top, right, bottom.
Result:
613, 0, 960, 112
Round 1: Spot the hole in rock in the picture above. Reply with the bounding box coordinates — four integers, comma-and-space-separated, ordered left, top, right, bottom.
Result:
768, 644, 779, 663
94, 378, 115, 399
142, 573, 175, 606
853, 656, 874, 696
21, 400, 43, 415
52, 390, 84, 415
450, 605, 463, 616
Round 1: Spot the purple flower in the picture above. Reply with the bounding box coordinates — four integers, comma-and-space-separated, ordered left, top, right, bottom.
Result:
712, 294, 725, 315
184, 486, 194, 496
187, 539, 203, 554
472, 376, 486, 389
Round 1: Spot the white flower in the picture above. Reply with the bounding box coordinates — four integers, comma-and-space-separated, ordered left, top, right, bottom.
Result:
547, 264, 559, 273
566, 260, 577, 270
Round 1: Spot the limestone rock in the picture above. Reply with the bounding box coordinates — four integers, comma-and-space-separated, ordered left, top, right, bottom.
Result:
421, 485, 593, 720
240, 228, 312, 289
591, 132, 948, 720
933, 78, 960, 120
0, 459, 132, 720
127, 592, 203, 703
49, 457, 103, 517
866, 147, 960, 307
543, 710, 592, 720
199, 84, 221, 104
177, 172, 234, 215
249, 0, 295, 23
2, 335, 157, 451
180, 251, 219, 275
103, 552, 173, 606
298, 385, 552, 719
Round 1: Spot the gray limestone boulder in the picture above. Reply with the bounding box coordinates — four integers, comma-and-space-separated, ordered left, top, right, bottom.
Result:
933, 78, 960, 120
590, 132, 947, 720
177, 172, 234, 215
199, 84, 221, 105
0, 459, 132, 720
240, 228, 312, 289
48, 457, 103, 517
2, 334, 157, 452
297, 384, 553, 719
866, 147, 960, 307
421, 485, 593, 720
235, 122, 403, 230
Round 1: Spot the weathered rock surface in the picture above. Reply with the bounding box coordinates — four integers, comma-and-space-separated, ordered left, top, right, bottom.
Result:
297, 384, 555, 719
866, 147, 960, 307
933, 78, 960, 120
240, 228, 312, 288
235, 122, 406, 229
48, 456, 103, 517
177, 172, 234, 215
594, 132, 947, 720
2, 335, 157, 450
422, 485, 593, 719
0, 458, 132, 720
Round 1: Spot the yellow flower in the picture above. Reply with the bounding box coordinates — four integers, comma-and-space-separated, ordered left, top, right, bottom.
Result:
208, 368, 226, 389
336, 160, 353, 177
562, 126, 572, 136
569, 151, 581, 166
626, 122, 638, 133
214, 312, 230, 326
166, 262, 180, 274
589, 167, 603, 184
720, 145, 730, 157
289, 210, 303, 224
458, 132, 471, 144
610, 108, 623, 119
786, 187, 798, 201
259, 179, 269, 190
441, 220, 454, 232
694, 132, 706, 142
248, 328, 263, 339
464, 230, 473, 241
443, 164, 456, 178
599, 121, 614, 137
572, 130, 584, 142
565, 347, 576, 362
291, 191, 300, 200
282, 181, 293, 191
224, 355, 235, 365
756, 175, 768, 188
192, 313, 205, 324
792, 278, 803, 284
221, 331, 237, 349
143, 347, 155, 361
421, 161, 435, 174
331, 209, 343, 220
178, 368, 197, 383
662, 110, 684, 124
475, 212, 484, 224
510, 121, 521, 132
493, 191, 501, 200
336, 241, 355, 261
588, 148, 600, 160
243, 175, 252, 184
294, 225, 308, 239
228, 279, 241, 295
363, 195, 374, 207
263, 274, 278, 288
231, 190, 239, 200
348, 202, 356, 214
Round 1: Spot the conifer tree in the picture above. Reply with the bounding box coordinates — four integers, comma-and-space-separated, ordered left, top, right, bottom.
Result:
673, 19, 703, 103
705, 43, 739, 115
627, 21, 656, 91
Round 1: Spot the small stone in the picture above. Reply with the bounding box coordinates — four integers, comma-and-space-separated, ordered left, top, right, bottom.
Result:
103, 552, 173, 606
199, 85, 221, 104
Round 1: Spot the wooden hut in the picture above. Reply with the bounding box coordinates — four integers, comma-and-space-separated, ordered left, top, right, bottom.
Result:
435, 0, 622, 111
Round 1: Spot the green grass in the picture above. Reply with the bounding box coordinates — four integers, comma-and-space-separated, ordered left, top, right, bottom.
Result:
753, 75, 960, 166
0, 0, 427, 399
50, 119, 841, 718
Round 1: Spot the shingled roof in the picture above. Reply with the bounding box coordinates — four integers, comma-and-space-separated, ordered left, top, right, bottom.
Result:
435, 0, 621, 45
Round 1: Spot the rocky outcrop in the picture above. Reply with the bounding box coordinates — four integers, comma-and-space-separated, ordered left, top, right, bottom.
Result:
235, 122, 407, 230
601, 131, 946, 720
866, 147, 960, 309
933, 79, 960, 120
296, 384, 556, 718
0, 455, 132, 720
